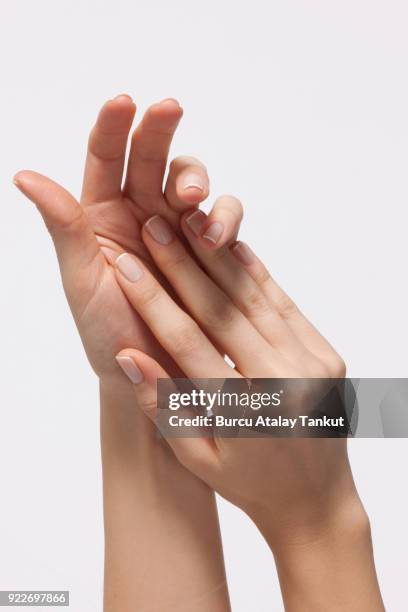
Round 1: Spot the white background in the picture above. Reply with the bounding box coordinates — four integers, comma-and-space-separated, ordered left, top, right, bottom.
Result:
1, 1, 408, 610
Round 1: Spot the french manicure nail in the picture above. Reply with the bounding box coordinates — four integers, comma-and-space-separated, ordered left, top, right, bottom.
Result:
185, 210, 206, 236
115, 356, 144, 384
182, 173, 204, 192
145, 215, 174, 245
232, 241, 256, 266
116, 253, 143, 282
203, 222, 223, 245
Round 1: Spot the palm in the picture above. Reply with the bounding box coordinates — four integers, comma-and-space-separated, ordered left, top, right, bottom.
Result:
77, 192, 178, 378
18, 96, 206, 378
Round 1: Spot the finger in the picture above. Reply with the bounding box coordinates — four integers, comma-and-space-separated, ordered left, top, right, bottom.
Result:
81, 94, 136, 205
124, 98, 183, 214
231, 241, 346, 377
113, 252, 236, 379
115, 349, 219, 478
194, 195, 244, 249
164, 156, 209, 212
13, 171, 101, 275
179, 210, 311, 367
141, 215, 295, 377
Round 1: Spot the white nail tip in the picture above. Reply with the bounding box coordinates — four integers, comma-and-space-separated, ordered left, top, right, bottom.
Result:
202, 233, 217, 243
183, 182, 204, 191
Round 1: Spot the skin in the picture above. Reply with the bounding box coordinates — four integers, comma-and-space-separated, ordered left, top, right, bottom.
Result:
113, 212, 385, 611
15, 94, 385, 610
14, 95, 241, 612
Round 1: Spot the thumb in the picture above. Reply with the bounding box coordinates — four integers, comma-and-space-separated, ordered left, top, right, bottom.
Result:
13, 170, 100, 274
115, 349, 218, 481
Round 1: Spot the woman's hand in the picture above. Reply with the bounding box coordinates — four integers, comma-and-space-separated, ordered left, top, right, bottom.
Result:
13, 95, 242, 382
14, 96, 239, 612
113, 211, 385, 611
112, 208, 349, 524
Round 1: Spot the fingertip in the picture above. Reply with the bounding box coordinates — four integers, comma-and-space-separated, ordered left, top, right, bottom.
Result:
147, 98, 183, 129
182, 208, 207, 237
113, 93, 134, 103
176, 171, 209, 207
115, 348, 170, 388
215, 194, 244, 218
178, 186, 207, 207
198, 195, 243, 249
230, 241, 256, 266
159, 97, 182, 108
13, 170, 43, 194
104, 95, 135, 112
201, 221, 224, 248
115, 347, 141, 360
98, 96, 136, 131
115, 352, 145, 385
13, 171, 25, 189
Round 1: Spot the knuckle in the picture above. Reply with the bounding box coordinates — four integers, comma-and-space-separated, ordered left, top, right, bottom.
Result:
137, 281, 161, 309
240, 288, 270, 319
200, 297, 238, 331
275, 292, 299, 319
206, 246, 228, 264
255, 265, 272, 288
307, 361, 331, 379
159, 249, 189, 275
167, 320, 203, 359
329, 355, 347, 378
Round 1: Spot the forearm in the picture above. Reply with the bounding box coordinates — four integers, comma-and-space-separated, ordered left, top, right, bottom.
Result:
100, 379, 230, 612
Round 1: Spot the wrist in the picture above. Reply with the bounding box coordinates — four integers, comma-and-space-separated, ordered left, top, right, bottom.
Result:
100, 378, 229, 612
260, 499, 384, 611
251, 484, 365, 551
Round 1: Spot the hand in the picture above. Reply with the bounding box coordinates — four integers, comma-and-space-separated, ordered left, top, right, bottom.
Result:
14, 96, 238, 611
112, 212, 384, 611
110, 210, 349, 523
13, 95, 242, 381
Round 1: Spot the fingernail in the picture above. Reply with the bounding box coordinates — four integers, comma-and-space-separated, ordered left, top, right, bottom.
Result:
114, 93, 133, 102
182, 173, 205, 192
185, 210, 206, 236
203, 222, 223, 245
232, 241, 256, 266
145, 215, 174, 245
160, 97, 180, 107
115, 356, 144, 384
13, 174, 22, 189
116, 253, 143, 282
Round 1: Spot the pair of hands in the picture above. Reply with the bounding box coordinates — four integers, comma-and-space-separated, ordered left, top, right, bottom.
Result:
15, 94, 383, 611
